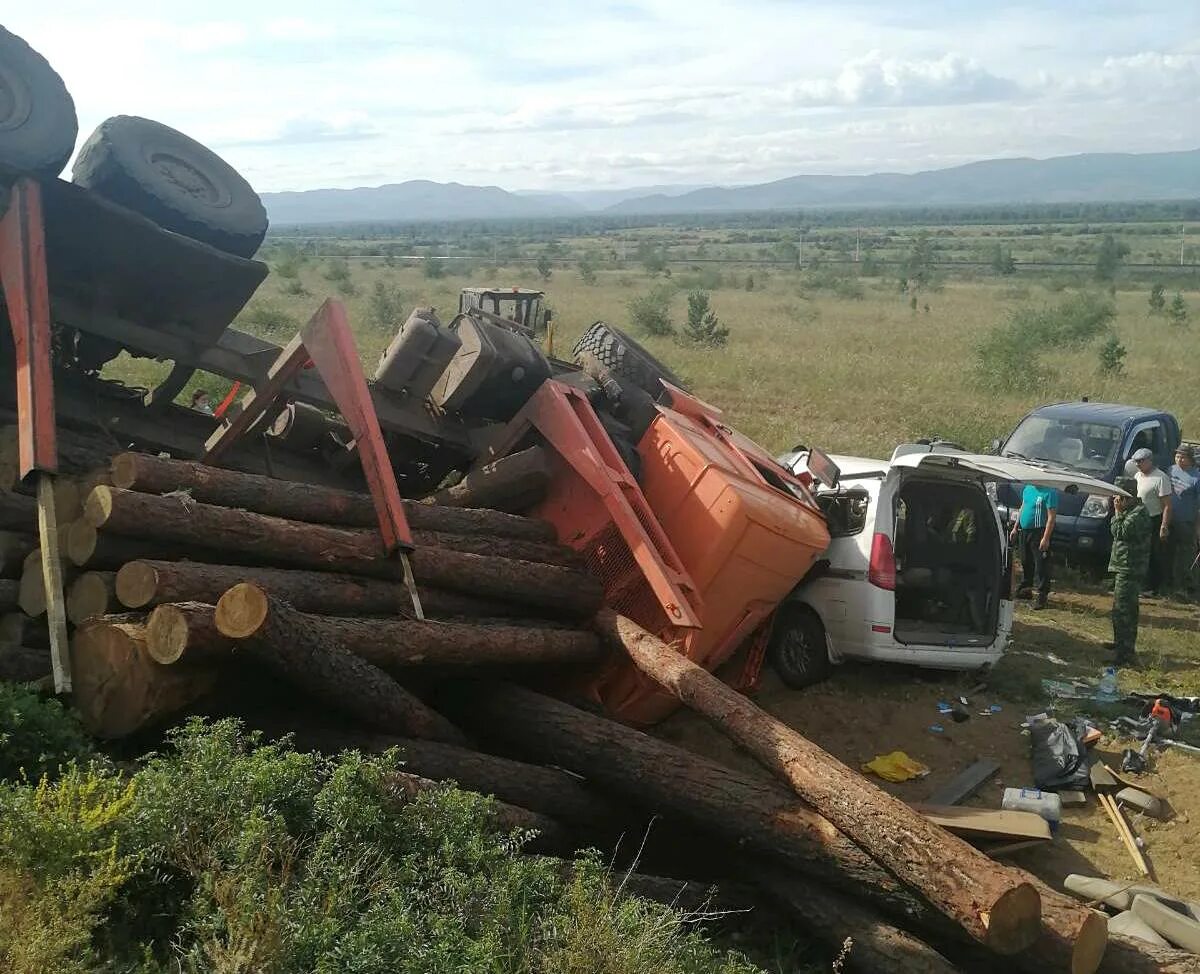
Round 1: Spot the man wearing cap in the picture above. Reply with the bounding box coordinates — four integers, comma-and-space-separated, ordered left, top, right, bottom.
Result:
1131, 447, 1173, 595
1168, 445, 1200, 598
1108, 477, 1152, 665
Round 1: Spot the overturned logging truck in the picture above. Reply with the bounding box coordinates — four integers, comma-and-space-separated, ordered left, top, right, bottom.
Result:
1, 24, 1190, 974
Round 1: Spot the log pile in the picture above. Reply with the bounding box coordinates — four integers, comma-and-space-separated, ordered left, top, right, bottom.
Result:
2, 446, 1187, 973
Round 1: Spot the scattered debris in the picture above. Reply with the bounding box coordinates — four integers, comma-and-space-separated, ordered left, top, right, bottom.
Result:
928, 759, 1001, 806
862, 750, 930, 782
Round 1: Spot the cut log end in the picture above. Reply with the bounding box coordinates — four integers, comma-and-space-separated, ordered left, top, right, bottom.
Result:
83, 485, 116, 528
215, 582, 270, 639
1071, 911, 1110, 974
109, 454, 139, 491
984, 880, 1043, 955
66, 572, 115, 625
115, 561, 158, 609
145, 604, 190, 664
66, 519, 98, 567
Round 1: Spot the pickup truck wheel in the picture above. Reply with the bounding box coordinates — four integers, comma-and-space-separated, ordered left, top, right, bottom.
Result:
768, 605, 831, 689
72, 116, 267, 258
0, 28, 78, 177
572, 321, 684, 400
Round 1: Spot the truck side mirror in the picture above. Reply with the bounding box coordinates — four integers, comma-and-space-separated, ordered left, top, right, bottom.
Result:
990, 438, 1002, 454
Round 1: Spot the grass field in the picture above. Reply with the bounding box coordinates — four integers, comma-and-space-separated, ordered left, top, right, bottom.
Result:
115, 253, 1200, 462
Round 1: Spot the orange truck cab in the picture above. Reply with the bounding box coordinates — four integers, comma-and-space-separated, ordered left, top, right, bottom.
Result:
493, 379, 830, 725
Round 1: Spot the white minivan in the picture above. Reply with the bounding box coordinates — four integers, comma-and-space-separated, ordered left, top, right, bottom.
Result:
766, 444, 1124, 688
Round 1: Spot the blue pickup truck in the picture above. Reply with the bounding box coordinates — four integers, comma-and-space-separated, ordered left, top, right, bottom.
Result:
991, 401, 1182, 563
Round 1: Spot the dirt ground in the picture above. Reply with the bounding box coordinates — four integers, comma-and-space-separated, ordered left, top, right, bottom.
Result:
658, 591, 1200, 902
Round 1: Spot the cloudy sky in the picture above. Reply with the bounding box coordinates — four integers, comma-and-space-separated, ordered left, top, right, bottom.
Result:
7, 1, 1199, 193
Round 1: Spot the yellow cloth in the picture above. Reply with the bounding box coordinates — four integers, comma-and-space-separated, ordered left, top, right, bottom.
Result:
861, 750, 930, 782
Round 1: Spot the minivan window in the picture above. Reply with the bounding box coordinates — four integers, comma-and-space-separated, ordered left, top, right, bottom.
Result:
1004, 417, 1121, 473
818, 489, 870, 537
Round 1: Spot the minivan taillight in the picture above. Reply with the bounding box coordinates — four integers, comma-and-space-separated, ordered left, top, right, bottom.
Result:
868, 532, 896, 590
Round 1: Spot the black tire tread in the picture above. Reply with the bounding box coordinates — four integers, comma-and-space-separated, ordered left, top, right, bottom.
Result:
72, 116, 267, 258
0, 27, 78, 177
571, 321, 683, 398
768, 604, 831, 690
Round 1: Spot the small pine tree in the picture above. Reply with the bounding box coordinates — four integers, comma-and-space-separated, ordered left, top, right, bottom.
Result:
536, 255, 553, 281
1148, 283, 1166, 314
990, 244, 1016, 276
1167, 291, 1189, 327
423, 256, 445, 279
577, 256, 597, 285
1098, 336, 1127, 375
681, 290, 729, 347
744, 274, 755, 291
1095, 233, 1130, 281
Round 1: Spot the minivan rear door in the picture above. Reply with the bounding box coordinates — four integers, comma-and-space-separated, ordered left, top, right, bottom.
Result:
889, 447, 1127, 497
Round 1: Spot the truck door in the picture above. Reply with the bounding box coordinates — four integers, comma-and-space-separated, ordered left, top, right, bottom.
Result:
1124, 419, 1169, 473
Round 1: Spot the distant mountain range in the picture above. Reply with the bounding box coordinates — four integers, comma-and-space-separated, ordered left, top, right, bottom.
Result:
261, 149, 1200, 226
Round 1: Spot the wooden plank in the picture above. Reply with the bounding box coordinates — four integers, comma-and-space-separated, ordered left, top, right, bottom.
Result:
36, 476, 71, 692
1099, 792, 1151, 877
911, 803, 1052, 841
927, 758, 1001, 806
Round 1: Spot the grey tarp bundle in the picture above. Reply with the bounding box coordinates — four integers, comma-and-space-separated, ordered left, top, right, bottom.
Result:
1030, 717, 1091, 790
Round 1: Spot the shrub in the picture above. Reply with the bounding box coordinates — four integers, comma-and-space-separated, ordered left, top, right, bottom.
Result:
0, 685, 93, 783
1167, 291, 1189, 327
0, 720, 764, 974
681, 290, 729, 347
239, 303, 299, 338
322, 259, 351, 284
280, 278, 309, 296
974, 292, 1116, 392
367, 281, 407, 332
628, 287, 675, 337
1148, 283, 1166, 314
1098, 336, 1127, 376
537, 255, 553, 281
578, 256, 598, 285
1095, 234, 1129, 281
423, 256, 445, 279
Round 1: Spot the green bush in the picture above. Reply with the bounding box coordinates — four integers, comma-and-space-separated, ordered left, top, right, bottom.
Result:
0, 685, 93, 783
1167, 292, 1189, 328
367, 281, 407, 332
1148, 282, 1166, 314
240, 303, 299, 338
1098, 336, 1127, 376
0, 720, 762, 974
974, 292, 1116, 392
681, 290, 729, 348
628, 287, 676, 337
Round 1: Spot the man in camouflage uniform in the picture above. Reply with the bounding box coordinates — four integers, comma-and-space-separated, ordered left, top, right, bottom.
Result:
1108, 477, 1152, 665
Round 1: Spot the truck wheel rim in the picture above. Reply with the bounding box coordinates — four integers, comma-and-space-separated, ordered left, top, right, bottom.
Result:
145, 145, 232, 208
0, 63, 33, 132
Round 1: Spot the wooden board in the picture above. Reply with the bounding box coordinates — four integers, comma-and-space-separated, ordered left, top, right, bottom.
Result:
911, 803, 1052, 841
927, 758, 1001, 806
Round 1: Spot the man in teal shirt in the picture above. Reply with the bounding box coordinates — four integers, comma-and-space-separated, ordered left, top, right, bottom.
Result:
1008, 483, 1058, 609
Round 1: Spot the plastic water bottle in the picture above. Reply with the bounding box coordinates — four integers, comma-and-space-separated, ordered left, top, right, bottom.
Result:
1096, 666, 1119, 701
1002, 787, 1062, 825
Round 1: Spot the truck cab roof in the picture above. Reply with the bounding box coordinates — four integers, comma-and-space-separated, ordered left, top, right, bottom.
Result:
1029, 401, 1169, 424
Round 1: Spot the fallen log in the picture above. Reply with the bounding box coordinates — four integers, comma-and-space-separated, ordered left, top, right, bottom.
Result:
66, 572, 116, 625
0, 425, 115, 487
1098, 935, 1200, 974
426, 446, 550, 512
145, 602, 231, 664
594, 610, 1043, 958
443, 681, 937, 928
410, 529, 582, 567
0, 531, 37, 578
214, 583, 465, 744
0, 489, 36, 531
88, 487, 603, 614
0, 644, 49, 682
0, 579, 18, 613
70, 617, 217, 738
285, 725, 624, 830
761, 871, 962, 974
53, 479, 82, 523
115, 559, 525, 619
247, 611, 604, 671
110, 451, 556, 541
66, 519, 200, 569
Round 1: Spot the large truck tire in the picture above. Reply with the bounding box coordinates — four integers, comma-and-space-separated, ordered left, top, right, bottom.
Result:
572, 321, 684, 399
0, 27, 78, 177
72, 116, 267, 258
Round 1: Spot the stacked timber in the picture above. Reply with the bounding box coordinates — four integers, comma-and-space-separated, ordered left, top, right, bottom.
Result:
55, 450, 600, 741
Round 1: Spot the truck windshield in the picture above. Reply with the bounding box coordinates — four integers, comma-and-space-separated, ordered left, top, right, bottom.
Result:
1004, 417, 1121, 474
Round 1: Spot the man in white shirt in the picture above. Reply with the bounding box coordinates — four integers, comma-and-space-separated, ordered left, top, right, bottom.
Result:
1132, 447, 1173, 595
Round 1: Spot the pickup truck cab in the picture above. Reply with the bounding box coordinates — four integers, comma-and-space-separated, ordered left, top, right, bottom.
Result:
992, 402, 1181, 563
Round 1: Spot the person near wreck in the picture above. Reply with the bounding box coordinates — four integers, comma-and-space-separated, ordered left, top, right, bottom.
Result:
1107, 477, 1152, 666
